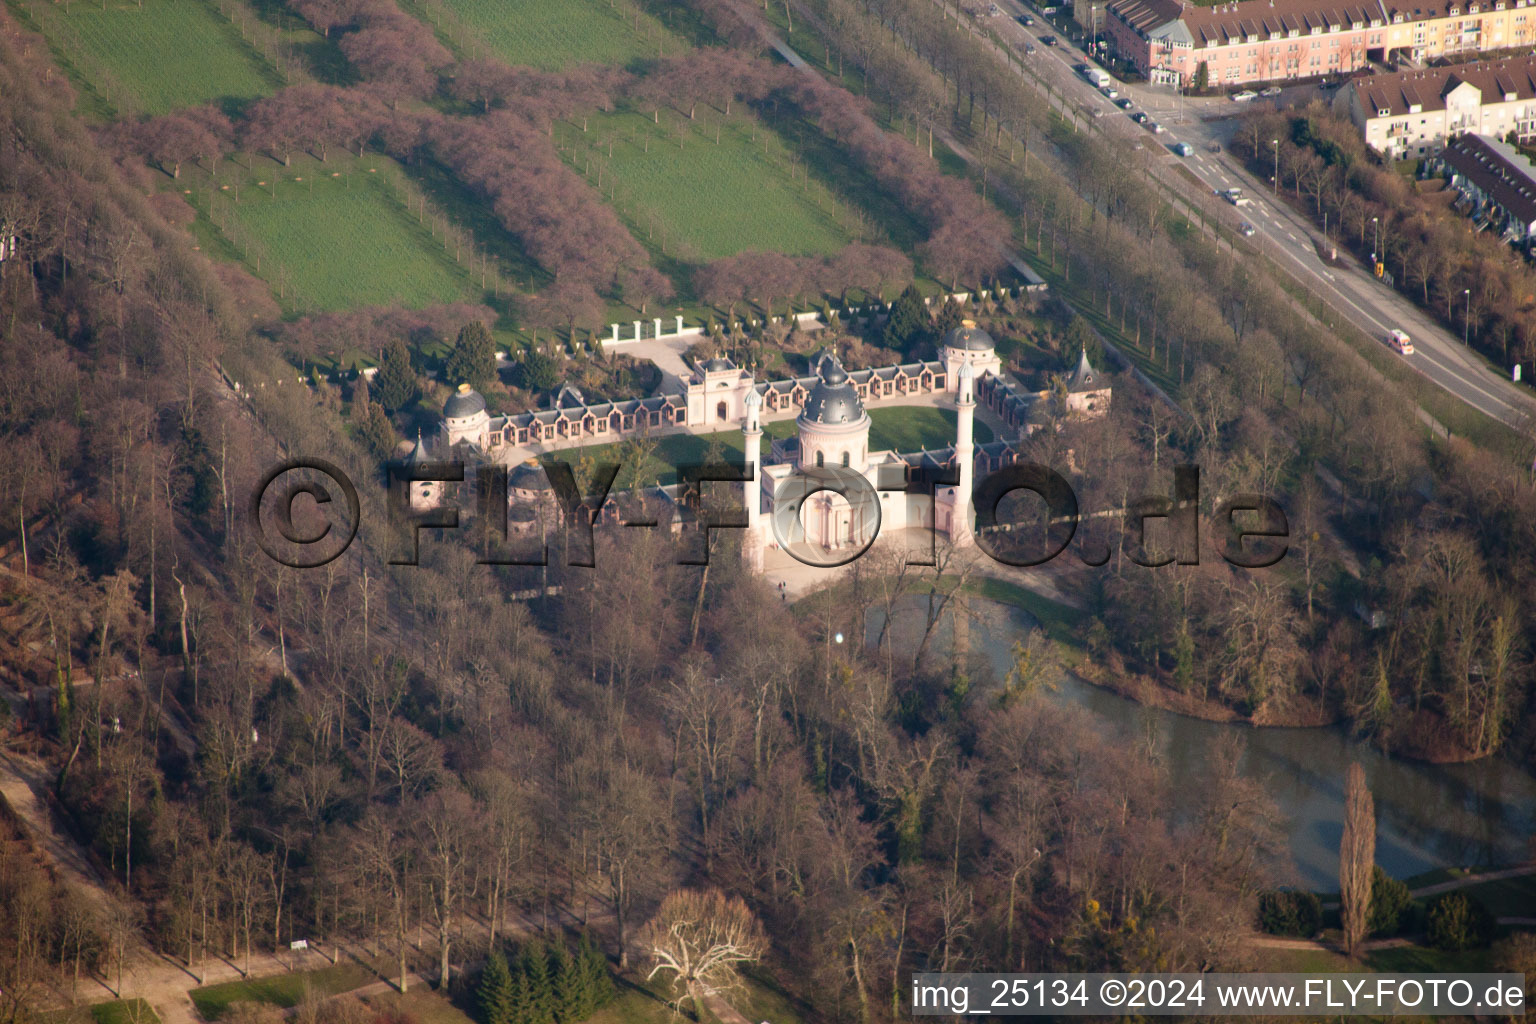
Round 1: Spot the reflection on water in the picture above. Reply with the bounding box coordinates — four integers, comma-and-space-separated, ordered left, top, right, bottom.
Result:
870, 597, 1536, 889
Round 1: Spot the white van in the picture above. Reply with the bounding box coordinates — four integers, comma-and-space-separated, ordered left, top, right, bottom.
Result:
1388, 329, 1413, 355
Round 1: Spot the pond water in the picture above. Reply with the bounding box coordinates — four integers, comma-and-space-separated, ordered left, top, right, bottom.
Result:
873, 597, 1536, 889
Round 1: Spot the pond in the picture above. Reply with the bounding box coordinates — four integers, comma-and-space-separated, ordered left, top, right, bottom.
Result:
873, 596, 1536, 890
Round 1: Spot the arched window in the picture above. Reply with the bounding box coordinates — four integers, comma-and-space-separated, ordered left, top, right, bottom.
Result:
815, 451, 824, 467
841, 451, 850, 467
717, 401, 728, 420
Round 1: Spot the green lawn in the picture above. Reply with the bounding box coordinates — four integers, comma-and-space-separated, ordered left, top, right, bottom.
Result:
42, 1000, 161, 1024
550, 406, 990, 488
558, 110, 861, 263
1454, 874, 1536, 918
20, 0, 282, 116
360, 986, 478, 1024
192, 155, 482, 311
190, 963, 372, 1020
867, 406, 994, 452
429, 0, 672, 70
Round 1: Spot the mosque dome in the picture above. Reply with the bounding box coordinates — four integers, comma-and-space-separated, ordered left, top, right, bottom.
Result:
510, 461, 552, 491
443, 383, 487, 419
943, 319, 995, 353
800, 351, 865, 427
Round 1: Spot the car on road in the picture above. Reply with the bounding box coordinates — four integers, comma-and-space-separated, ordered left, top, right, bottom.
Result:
1131, 111, 1149, 123
1231, 89, 1259, 102
1221, 187, 1250, 206
1259, 85, 1282, 97
1024, 43, 1037, 52
1148, 121, 1165, 133
1039, 34, 1057, 44
1018, 13, 1035, 23
1171, 141, 1193, 156
1101, 85, 1119, 98
1387, 328, 1414, 355
1115, 97, 1133, 109
1239, 222, 1256, 237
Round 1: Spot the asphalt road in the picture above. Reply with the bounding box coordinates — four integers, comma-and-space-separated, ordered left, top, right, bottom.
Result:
980, 2, 1536, 432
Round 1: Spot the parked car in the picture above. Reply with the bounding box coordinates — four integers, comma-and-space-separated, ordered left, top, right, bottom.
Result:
1115, 97, 1134, 109
1091, 108, 1104, 117
1018, 13, 1035, 24
1387, 328, 1414, 355
1207, 141, 1222, 153
1231, 89, 1259, 102
1039, 34, 1056, 44
1024, 43, 1037, 53
1148, 121, 1165, 133
1239, 222, 1256, 237
1131, 111, 1149, 123
1171, 141, 1193, 156
1259, 85, 1282, 97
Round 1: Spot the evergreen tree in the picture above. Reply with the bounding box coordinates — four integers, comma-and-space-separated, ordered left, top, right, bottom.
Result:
445, 321, 498, 392
576, 933, 613, 1012
507, 950, 533, 1024
520, 348, 560, 392
933, 296, 966, 338
374, 338, 418, 413
549, 940, 582, 1023
881, 283, 930, 353
355, 401, 397, 460
519, 939, 554, 1024
479, 949, 516, 1024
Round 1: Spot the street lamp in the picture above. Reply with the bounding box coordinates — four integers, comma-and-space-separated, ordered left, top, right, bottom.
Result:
1464, 288, 1472, 346
1271, 138, 1280, 193
1372, 215, 1380, 259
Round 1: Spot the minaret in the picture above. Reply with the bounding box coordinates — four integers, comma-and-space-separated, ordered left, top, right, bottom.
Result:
953, 362, 976, 544
742, 386, 764, 570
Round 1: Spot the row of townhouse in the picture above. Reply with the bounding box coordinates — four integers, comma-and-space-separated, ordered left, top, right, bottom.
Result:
1334, 54, 1536, 156
1105, 0, 1536, 87
1428, 133, 1536, 246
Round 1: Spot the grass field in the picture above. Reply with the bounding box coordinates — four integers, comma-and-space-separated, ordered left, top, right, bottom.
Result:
559, 111, 863, 264
549, 406, 990, 487
428, 0, 672, 70
190, 962, 372, 1019
20, 0, 282, 116
42, 1000, 161, 1024
189, 155, 483, 311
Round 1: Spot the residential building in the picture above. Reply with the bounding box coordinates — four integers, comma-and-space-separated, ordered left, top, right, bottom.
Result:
1335, 55, 1536, 157
1431, 133, 1536, 246
1381, 0, 1536, 62
1105, 0, 1386, 87
1104, 0, 1536, 87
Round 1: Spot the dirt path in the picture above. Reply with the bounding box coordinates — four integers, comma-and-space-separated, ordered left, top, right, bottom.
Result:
0, 749, 116, 910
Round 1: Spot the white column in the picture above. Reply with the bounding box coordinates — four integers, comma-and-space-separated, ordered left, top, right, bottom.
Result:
611, 323, 620, 343
675, 315, 685, 333
953, 363, 976, 545
633, 320, 642, 341
743, 390, 764, 570
654, 317, 663, 338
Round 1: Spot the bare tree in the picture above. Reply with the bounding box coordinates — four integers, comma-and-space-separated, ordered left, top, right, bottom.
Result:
1340, 762, 1375, 957
638, 889, 767, 1016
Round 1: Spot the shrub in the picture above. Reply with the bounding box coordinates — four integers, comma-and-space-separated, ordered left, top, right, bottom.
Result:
1426, 892, 1495, 951
1257, 890, 1323, 937
1368, 866, 1412, 936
